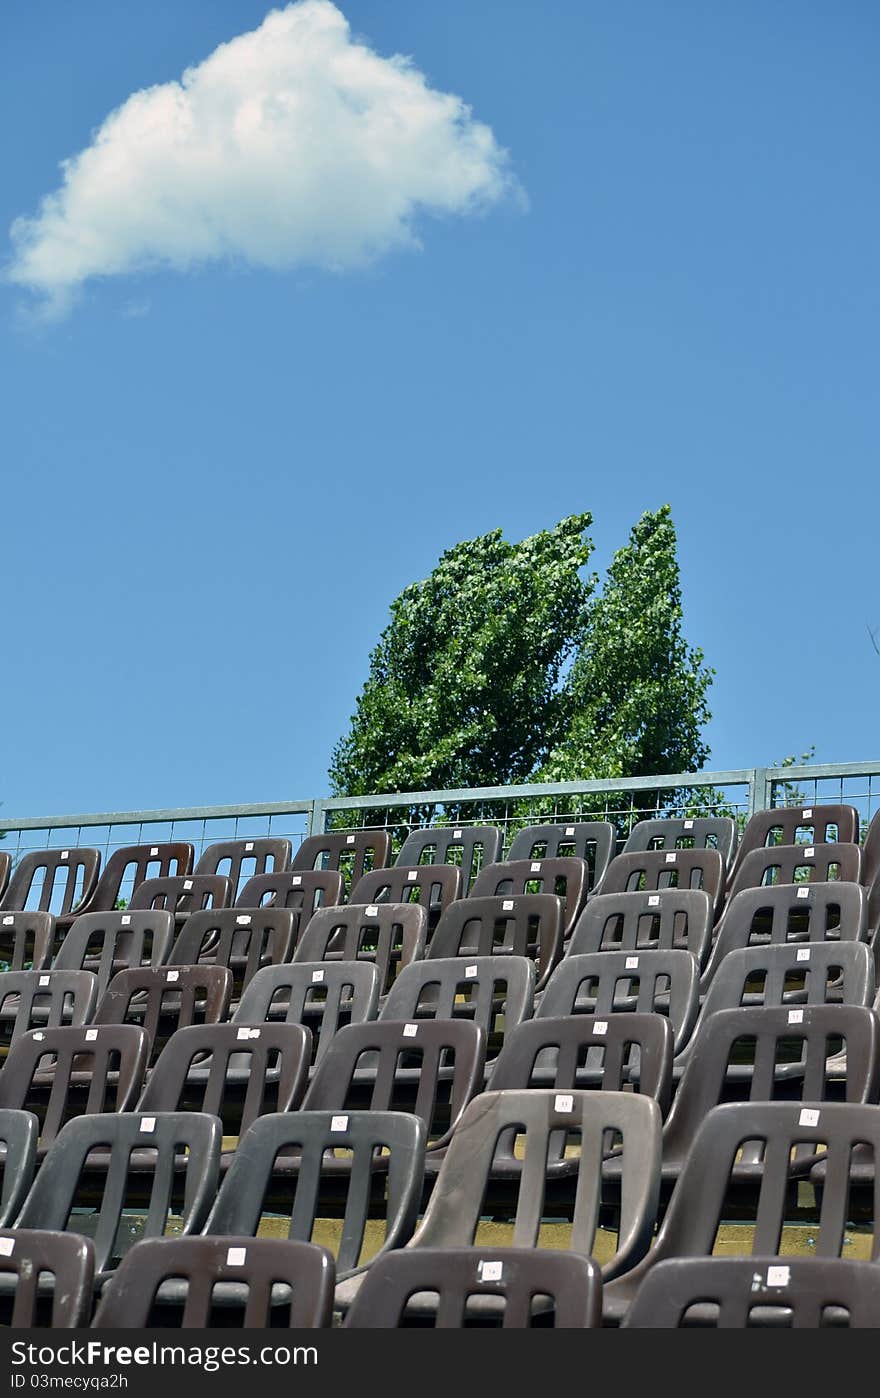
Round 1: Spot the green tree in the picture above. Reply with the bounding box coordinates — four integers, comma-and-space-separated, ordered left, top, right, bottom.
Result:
329, 514, 596, 797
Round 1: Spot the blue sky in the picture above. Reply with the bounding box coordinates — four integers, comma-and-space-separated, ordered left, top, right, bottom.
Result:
1, 0, 877, 819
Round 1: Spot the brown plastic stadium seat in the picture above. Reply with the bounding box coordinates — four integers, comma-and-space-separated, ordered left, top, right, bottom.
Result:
395, 826, 503, 894
569, 889, 713, 968
350, 866, 463, 932
732, 804, 860, 883
0, 1229, 94, 1328
194, 837, 291, 902
94, 965, 232, 1067
52, 909, 175, 999
506, 822, 616, 893
93, 1236, 335, 1328
168, 907, 294, 1003
537, 949, 700, 1056
129, 874, 231, 932
0, 911, 55, 972
234, 961, 380, 1071
863, 811, 880, 891
727, 843, 862, 900
469, 859, 589, 942
622, 817, 738, 870
0, 970, 97, 1048
0, 854, 10, 903
235, 871, 344, 950
0, 1109, 39, 1226
598, 849, 726, 917
293, 903, 427, 1000
74, 842, 193, 916
292, 829, 392, 895
0, 849, 100, 931
344, 1247, 602, 1329
428, 894, 564, 993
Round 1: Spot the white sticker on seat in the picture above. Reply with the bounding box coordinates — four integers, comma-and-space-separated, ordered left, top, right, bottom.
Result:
226, 1247, 247, 1266
236, 915, 252, 926
245, 843, 254, 852
346, 835, 356, 845
403, 1023, 418, 1037
85, 1029, 98, 1041
767, 1265, 790, 1287
2, 918, 12, 926
38, 976, 50, 987
502, 900, 515, 911
665, 852, 677, 863
140, 1117, 156, 1133
796, 948, 811, 962
453, 831, 463, 841
788, 1010, 804, 1024
647, 895, 660, 907
799, 1108, 820, 1127
594, 1021, 608, 1036
479, 1261, 503, 1281
60, 851, 69, 860
465, 965, 478, 979
0, 1239, 14, 1256
804, 848, 814, 859
291, 875, 302, 886
555, 1094, 574, 1113
150, 848, 159, 857
366, 906, 379, 917
684, 820, 694, 830
802, 809, 813, 820
183, 880, 193, 890
565, 827, 575, 837
530, 862, 542, 872
32, 1033, 44, 1042
166, 970, 179, 982
121, 914, 131, 926
311, 969, 325, 983
796, 888, 810, 900
331, 1115, 348, 1133
407, 871, 418, 882
625, 956, 639, 969
237, 1027, 259, 1040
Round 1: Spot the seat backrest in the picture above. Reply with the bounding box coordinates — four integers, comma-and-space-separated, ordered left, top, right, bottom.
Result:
489, 1013, 673, 1114
234, 962, 380, 1069
350, 866, 463, 923
569, 889, 713, 967
0, 1108, 38, 1226
0, 1228, 94, 1328
0, 911, 55, 972
204, 1111, 425, 1277
506, 823, 616, 893
664, 1005, 880, 1166
728, 844, 863, 900
17, 1111, 221, 1274
469, 860, 589, 940
395, 827, 503, 894
194, 838, 292, 901
293, 903, 427, 998
623, 1256, 880, 1328
129, 875, 231, 918
1, 849, 100, 918
702, 882, 869, 990
94, 965, 232, 1066
409, 1089, 661, 1281
234, 872, 344, 947
696, 941, 874, 1023
84, 842, 194, 914
139, 1023, 311, 1138
734, 805, 861, 876
428, 894, 563, 993
93, 1236, 335, 1329
597, 850, 726, 914
344, 1247, 602, 1329
863, 811, 880, 892
0, 1024, 148, 1150
292, 829, 392, 894
168, 907, 295, 1001
303, 1019, 485, 1152
379, 956, 534, 1064
0, 853, 10, 902
0, 970, 96, 1045
537, 950, 700, 1055
53, 909, 175, 997
622, 818, 738, 869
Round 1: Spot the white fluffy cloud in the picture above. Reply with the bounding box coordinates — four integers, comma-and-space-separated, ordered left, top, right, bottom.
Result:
7, 1, 518, 315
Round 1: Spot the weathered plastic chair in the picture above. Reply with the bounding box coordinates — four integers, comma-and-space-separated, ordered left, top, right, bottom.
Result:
350, 866, 463, 933
0, 912, 55, 972
0, 1109, 39, 1225
303, 1019, 485, 1158
622, 817, 738, 870
203, 1111, 425, 1285
0, 849, 101, 932
732, 805, 861, 883
194, 837, 292, 902
569, 889, 713, 968
52, 909, 175, 999
0, 969, 97, 1047
16, 1111, 221, 1282
469, 859, 589, 942
489, 1013, 674, 1115
93, 1236, 335, 1328
0, 854, 10, 904
597, 849, 726, 917
863, 811, 880, 892
138, 1022, 312, 1150
234, 962, 380, 1070
702, 882, 869, 992
429, 894, 564, 993
602, 1099, 880, 1323
0, 1024, 148, 1152
507, 823, 616, 894
294, 903, 427, 1000
235, 871, 344, 948
344, 1247, 602, 1328
129, 874, 232, 933
168, 907, 294, 1002
74, 842, 194, 917
292, 829, 391, 897
0, 1229, 94, 1327
334, 1089, 660, 1315
395, 826, 503, 894
623, 1256, 880, 1328
538, 950, 700, 1056
94, 965, 233, 1067
727, 843, 862, 901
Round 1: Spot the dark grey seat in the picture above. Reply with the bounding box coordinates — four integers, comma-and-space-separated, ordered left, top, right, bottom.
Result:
0, 849, 101, 933
293, 903, 427, 1000
538, 950, 700, 1056
168, 907, 295, 1002
622, 817, 738, 870
350, 866, 463, 932
469, 859, 589, 942
0, 969, 96, 1045
727, 843, 862, 901
569, 889, 713, 968
0, 912, 55, 973
429, 894, 564, 993
74, 842, 193, 918
507, 822, 616, 894
52, 909, 175, 999
395, 826, 503, 895
0, 1229, 94, 1327
234, 961, 380, 1070
234, 871, 344, 948
93, 965, 233, 1068
194, 837, 291, 903
292, 829, 392, 897
731, 805, 861, 885
129, 874, 232, 932
863, 810, 880, 892
0, 1109, 39, 1225
597, 849, 726, 917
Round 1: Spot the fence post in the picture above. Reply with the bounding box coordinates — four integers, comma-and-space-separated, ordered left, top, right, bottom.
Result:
747, 768, 772, 818
307, 800, 327, 838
